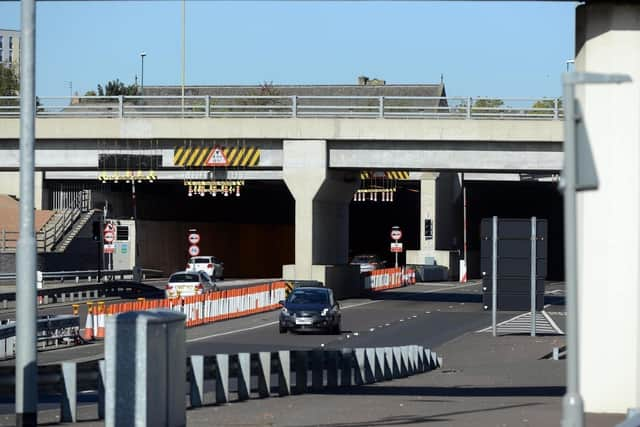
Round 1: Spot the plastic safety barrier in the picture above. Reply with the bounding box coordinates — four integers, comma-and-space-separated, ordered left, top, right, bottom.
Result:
363, 267, 416, 291
95, 281, 288, 331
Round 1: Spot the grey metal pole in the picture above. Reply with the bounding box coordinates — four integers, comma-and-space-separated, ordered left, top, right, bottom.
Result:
181, 0, 185, 116
492, 215, 497, 337
530, 216, 537, 337
561, 78, 584, 427
16, 0, 38, 424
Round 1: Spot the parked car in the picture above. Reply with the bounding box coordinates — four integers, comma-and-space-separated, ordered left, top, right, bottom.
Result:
187, 256, 224, 280
278, 287, 341, 334
350, 254, 387, 273
165, 271, 217, 299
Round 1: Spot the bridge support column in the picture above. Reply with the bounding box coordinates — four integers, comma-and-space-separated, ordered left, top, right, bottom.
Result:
406, 172, 461, 279
575, 2, 640, 414
282, 140, 359, 282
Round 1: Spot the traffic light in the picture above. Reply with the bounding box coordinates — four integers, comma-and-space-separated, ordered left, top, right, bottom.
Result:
424, 219, 433, 240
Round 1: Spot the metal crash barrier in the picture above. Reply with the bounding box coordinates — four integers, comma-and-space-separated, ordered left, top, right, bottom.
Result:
0, 344, 441, 423
0, 315, 81, 360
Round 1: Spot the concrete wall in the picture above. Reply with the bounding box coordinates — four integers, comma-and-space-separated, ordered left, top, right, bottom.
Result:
575, 2, 640, 414
0, 171, 44, 209
0, 117, 563, 143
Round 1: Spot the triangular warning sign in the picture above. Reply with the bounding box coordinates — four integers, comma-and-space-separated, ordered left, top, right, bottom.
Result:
205, 146, 228, 166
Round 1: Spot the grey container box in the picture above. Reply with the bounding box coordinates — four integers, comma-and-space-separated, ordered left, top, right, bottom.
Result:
105, 310, 186, 427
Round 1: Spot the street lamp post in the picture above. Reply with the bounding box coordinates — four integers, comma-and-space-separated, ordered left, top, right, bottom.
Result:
140, 52, 146, 96
566, 59, 575, 73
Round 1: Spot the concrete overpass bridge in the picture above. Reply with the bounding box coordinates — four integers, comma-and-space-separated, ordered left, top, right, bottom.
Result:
0, 95, 563, 309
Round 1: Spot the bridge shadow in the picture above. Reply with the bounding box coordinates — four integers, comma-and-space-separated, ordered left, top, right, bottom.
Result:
367, 290, 482, 304
314, 384, 565, 398
292, 402, 544, 427
364, 289, 565, 307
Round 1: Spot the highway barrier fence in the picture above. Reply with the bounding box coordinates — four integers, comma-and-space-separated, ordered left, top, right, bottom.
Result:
0, 344, 441, 423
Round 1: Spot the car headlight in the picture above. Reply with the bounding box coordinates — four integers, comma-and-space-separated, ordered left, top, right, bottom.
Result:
321, 308, 329, 316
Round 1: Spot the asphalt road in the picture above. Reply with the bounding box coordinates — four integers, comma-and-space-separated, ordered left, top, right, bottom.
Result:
0, 280, 566, 366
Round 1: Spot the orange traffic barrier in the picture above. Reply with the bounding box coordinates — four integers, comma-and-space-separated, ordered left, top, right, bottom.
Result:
83, 302, 94, 341
96, 302, 106, 338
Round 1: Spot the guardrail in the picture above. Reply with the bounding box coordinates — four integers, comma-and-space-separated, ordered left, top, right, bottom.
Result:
0, 268, 163, 285
0, 279, 165, 310
0, 344, 441, 423
0, 95, 564, 120
0, 315, 80, 359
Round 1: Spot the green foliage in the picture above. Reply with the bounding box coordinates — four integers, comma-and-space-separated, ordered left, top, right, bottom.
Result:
530, 98, 562, 115
84, 90, 97, 97
0, 65, 19, 107
95, 79, 139, 96
0, 65, 19, 95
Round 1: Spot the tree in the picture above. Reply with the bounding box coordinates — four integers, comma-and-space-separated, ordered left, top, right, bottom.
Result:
95, 79, 139, 96
472, 98, 505, 114
0, 65, 19, 108
530, 98, 562, 116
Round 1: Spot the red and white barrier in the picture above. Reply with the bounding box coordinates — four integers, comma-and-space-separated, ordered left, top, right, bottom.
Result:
100, 281, 288, 329
363, 267, 416, 291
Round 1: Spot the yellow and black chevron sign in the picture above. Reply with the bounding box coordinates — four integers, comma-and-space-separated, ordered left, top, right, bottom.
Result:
360, 171, 410, 180
173, 145, 261, 167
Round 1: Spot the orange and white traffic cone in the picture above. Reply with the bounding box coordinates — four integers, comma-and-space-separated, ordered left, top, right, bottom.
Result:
96, 302, 105, 338
83, 302, 94, 341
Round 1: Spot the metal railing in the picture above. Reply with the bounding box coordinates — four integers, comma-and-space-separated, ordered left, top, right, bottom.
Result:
0, 344, 440, 423
0, 95, 564, 120
0, 208, 80, 253
0, 315, 81, 359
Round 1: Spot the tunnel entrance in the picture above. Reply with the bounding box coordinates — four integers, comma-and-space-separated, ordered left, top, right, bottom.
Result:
42, 176, 563, 281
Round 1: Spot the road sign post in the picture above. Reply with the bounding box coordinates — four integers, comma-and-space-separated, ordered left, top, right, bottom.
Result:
188, 229, 200, 258
390, 226, 403, 268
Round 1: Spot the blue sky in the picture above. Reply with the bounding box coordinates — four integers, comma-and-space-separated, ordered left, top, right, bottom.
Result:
0, 1, 576, 98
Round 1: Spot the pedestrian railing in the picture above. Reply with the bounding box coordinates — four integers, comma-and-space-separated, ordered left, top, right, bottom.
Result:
0, 344, 442, 423
0, 95, 564, 120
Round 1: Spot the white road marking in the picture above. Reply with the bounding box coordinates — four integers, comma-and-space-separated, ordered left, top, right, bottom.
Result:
187, 299, 383, 343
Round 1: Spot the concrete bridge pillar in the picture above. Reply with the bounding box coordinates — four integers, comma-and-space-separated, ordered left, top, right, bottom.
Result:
575, 1, 640, 414
406, 172, 461, 279
282, 140, 359, 282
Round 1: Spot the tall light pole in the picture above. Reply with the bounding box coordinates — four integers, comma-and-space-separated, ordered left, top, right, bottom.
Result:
16, 0, 37, 424
566, 59, 575, 72
181, 0, 186, 115
140, 52, 146, 96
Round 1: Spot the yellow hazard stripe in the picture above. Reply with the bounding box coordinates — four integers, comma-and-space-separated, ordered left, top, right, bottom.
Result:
240, 147, 255, 167
247, 148, 260, 166
173, 146, 185, 165
227, 147, 240, 164
196, 147, 210, 166
173, 145, 261, 167
186, 147, 201, 167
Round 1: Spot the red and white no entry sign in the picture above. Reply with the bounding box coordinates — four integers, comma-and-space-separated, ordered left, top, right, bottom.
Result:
188, 245, 200, 257
103, 231, 115, 244
104, 223, 114, 233
390, 229, 402, 240
188, 232, 200, 245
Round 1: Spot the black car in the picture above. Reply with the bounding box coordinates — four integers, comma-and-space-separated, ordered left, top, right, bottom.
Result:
279, 287, 341, 334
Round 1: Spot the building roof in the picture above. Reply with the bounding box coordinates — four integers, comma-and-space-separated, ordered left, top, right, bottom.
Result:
145, 82, 447, 98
